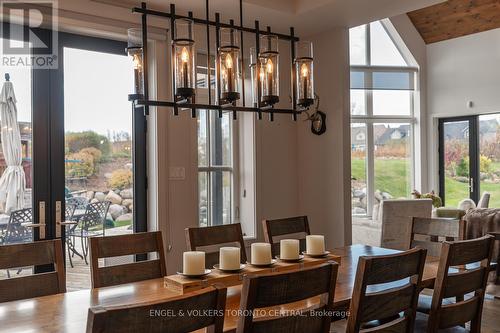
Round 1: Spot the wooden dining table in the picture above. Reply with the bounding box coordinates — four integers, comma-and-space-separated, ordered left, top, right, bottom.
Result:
0, 245, 440, 332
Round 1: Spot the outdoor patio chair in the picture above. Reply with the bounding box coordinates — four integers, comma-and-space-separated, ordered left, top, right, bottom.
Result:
66, 201, 111, 265
1, 208, 33, 245
66, 196, 89, 210
1, 208, 33, 277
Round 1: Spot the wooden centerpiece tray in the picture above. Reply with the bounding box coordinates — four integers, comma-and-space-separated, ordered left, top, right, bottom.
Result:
164, 253, 341, 294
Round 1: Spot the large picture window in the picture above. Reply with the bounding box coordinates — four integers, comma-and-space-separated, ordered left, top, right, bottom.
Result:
350, 21, 417, 216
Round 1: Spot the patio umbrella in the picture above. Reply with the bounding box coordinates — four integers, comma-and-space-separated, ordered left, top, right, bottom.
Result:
0, 77, 26, 214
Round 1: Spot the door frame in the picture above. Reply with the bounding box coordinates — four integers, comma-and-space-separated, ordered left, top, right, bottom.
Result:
438, 115, 479, 206
49, 31, 148, 255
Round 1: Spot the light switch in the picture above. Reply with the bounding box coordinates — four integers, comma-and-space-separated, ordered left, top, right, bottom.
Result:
169, 166, 186, 180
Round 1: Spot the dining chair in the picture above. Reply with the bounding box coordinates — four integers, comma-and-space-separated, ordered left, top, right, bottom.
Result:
346, 247, 427, 333
86, 284, 227, 333
89, 231, 166, 288
414, 235, 495, 332
262, 216, 310, 257
236, 262, 338, 333
0, 239, 66, 303
1, 208, 33, 245
409, 217, 466, 257
185, 223, 247, 268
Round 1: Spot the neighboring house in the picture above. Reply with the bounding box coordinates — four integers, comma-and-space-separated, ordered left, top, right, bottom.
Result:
375, 125, 410, 147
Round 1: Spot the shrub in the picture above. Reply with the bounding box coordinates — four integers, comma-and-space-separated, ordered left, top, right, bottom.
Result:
480, 154, 492, 173
456, 158, 469, 177
80, 147, 103, 163
108, 169, 132, 190
66, 151, 95, 177
66, 131, 110, 156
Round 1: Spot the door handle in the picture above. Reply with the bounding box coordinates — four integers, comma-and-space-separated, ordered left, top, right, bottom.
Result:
39, 201, 46, 239
469, 178, 474, 193
55, 201, 62, 238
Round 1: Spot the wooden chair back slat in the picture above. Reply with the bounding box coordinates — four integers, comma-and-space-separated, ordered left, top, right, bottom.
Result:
98, 260, 163, 288
0, 241, 55, 268
447, 237, 493, 266
443, 268, 485, 298
438, 296, 480, 329
236, 262, 338, 333
426, 235, 494, 332
0, 239, 65, 303
86, 285, 227, 333
252, 262, 335, 308
411, 217, 461, 238
346, 247, 427, 333
89, 231, 166, 288
262, 216, 310, 257
410, 217, 465, 257
95, 232, 163, 258
364, 249, 426, 285
185, 224, 247, 268
361, 284, 416, 323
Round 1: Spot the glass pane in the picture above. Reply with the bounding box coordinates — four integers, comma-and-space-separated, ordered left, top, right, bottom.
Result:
350, 90, 366, 116
349, 25, 367, 65
442, 121, 470, 207
199, 172, 208, 227
210, 112, 232, 166
351, 123, 367, 215
0, 38, 33, 248
373, 90, 412, 116
374, 123, 412, 201
209, 170, 232, 225
64, 47, 135, 289
370, 21, 407, 67
198, 110, 208, 167
479, 114, 500, 208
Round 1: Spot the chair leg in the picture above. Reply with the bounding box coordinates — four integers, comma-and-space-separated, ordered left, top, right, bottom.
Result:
67, 239, 74, 268
81, 236, 88, 265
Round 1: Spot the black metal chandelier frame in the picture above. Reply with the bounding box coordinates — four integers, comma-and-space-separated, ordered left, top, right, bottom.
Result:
130, 0, 309, 121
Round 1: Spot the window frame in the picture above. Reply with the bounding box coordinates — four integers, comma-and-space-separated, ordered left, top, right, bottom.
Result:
350, 21, 417, 217
196, 80, 240, 227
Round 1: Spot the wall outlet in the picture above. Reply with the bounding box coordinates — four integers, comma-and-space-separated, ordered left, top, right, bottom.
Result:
169, 167, 186, 180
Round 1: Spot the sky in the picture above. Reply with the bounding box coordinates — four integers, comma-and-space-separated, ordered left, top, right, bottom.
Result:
0, 41, 135, 137
64, 47, 134, 136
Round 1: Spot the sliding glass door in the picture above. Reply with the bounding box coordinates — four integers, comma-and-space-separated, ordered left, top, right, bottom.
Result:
439, 114, 499, 207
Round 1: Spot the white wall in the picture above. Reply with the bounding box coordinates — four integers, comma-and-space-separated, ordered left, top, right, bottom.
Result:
297, 27, 351, 249
427, 28, 500, 191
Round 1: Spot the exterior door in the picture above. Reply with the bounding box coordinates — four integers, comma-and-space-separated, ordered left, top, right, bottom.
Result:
438, 116, 479, 206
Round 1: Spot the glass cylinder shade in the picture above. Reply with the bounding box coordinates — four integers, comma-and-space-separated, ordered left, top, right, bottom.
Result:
219, 28, 240, 103
259, 35, 279, 105
295, 41, 314, 107
173, 19, 196, 99
249, 47, 258, 106
127, 28, 144, 96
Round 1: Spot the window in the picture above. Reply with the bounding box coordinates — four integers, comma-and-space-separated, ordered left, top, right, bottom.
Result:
197, 58, 238, 227
350, 20, 417, 216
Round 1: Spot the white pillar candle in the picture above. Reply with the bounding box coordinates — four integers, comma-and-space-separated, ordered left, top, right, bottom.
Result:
251, 243, 272, 265
183, 251, 205, 275
280, 239, 300, 259
306, 235, 325, 255
219, 247, 241, 270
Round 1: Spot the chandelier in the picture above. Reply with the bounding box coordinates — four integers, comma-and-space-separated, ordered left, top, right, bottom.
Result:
127, 0, 315, 122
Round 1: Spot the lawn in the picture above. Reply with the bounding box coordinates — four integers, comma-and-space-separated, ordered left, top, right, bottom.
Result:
352, 158, 411, 198
352, 158, 500, 207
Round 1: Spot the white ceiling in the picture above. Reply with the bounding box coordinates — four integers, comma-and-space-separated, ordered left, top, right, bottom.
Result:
92, 0, 446, 36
